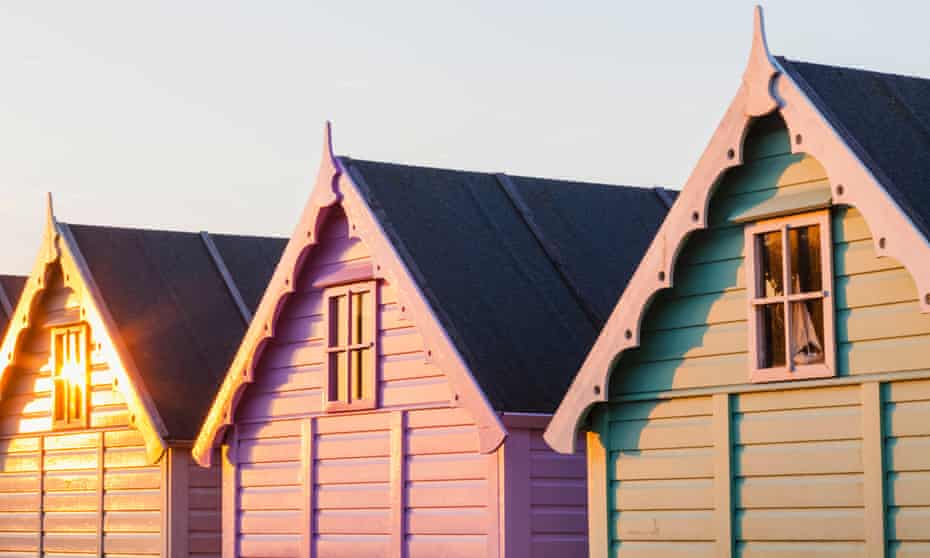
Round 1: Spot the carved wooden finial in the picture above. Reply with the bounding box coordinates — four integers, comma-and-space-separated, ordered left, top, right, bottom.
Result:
742, 5, 781, 117
45, 192, 55, 226
310, 121, 344, 209
43, 192, 61, 263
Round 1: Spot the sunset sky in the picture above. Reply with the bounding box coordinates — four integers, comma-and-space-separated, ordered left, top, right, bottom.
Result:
1, 1, 927, 273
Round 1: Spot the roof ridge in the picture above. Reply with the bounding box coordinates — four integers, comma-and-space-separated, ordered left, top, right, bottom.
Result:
200, 231, 252, 325
494, 173, 603, 327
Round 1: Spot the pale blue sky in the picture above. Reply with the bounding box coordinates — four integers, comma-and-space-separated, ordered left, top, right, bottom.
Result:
1, 1, 928, 273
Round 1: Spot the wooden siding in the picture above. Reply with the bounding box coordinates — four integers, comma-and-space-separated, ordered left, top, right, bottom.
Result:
231, 209, 586, 557
0, 266, 162, 558
189, 450, 221, 558
598, 118, 930, 556
502, 426, 587, 558
233, 211, 488, 558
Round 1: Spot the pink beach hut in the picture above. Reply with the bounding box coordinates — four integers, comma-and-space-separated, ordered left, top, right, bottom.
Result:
0, 201, 284, 558
193, 126, 671, 558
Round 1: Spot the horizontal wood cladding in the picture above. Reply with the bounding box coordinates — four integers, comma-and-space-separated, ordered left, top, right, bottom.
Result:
605, 395, 715, 556
613, 121, 930, 399
0, 264, 168, 558
732, 387, 866, 556
886, 377, 930, 556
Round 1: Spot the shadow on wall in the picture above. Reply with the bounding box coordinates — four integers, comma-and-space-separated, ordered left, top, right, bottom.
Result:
592, 113, 824, 549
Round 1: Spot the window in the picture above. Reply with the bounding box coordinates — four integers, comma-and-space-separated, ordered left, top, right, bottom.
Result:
745, 210, 835, 382
51, 324, 89, 428
324, 282, 377, 411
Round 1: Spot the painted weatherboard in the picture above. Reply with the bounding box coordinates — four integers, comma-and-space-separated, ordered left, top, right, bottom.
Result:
0, 263, 221, 558
587, 116, 930, 557
226, 207, 587, 558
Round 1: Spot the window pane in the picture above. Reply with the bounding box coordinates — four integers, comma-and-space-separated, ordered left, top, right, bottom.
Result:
759, 303, 786, 368
329, 295, 347, 347
791, 299, 825, 366
53, 378, 66, 422
351, 347, 371, 401
756, 231, 784, 297
71, 383, 82, 421
351, 291, 368, 344
789, 225, 822, 293
331, 351, 348, 402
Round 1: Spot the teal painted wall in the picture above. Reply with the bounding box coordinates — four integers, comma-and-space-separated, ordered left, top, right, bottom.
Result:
595, 114, 930, 557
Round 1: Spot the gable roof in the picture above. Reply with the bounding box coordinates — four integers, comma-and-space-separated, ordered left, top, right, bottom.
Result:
345, 158, 672, 413
64, 224, 286, 440
778, 58, 930, 242
0, 275, 27, 336
545, 8, 930, 454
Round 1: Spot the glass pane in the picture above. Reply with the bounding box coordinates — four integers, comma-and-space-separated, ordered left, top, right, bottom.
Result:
791, 299, 825, 366
351, 347, 371, 401
53, 378, 66, 421
329, 295, 347, 347
330, 351, 348, 403
759, 303, 786, 368
789, 225, 822, 293
53, 334, 63, 378
351, 291, 368, 344
756, 231, 784, 297
71, 384, 82, 421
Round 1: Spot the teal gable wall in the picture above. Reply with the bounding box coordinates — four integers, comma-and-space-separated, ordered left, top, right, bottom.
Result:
596, 114, 930, 557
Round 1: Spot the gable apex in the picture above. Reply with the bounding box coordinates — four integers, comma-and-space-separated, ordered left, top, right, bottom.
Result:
545, 8, 930, 454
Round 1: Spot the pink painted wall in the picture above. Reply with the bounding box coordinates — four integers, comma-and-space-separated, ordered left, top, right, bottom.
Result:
228, 207, 587, 557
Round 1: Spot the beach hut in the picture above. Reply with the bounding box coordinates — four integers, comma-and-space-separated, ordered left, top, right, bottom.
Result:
546, 8, 930, 558
0, 199, 284, 558
192, 126, 671, 558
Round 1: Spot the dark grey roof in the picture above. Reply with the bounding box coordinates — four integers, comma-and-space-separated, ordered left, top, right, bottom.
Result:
66, 224, 286, 440
0, 275, 26, 337
779, 57, 930, 240
342, 158, 671, 413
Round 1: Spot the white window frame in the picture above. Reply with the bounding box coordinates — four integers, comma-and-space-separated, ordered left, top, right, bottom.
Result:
51, 323, 90, 429
323, 281, 378, 412
745, 209, 835, 383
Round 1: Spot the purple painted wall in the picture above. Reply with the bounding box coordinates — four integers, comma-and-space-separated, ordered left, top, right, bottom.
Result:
226, 208, 587, 557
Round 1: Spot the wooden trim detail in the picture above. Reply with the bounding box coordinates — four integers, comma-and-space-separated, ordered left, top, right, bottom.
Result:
502, 429, 531, 558
486, 447, 501, 558
300, 419, 316, 558
38, 435, 45, 558
168, 448, 191, 558
193, 122, 506, 466
389, 411, 406, 558
745, 210, 836, 382
712, 394, 733, 558
322, 281, 378, 412
586, 407, 609, 558
221, 428, 239, 558
311, 261, 375, 289
0, 206, 167, 461
97, 431, 105, 558
862, 382, 886, 558
546, 5, 930, 453
200, 231, 252, 325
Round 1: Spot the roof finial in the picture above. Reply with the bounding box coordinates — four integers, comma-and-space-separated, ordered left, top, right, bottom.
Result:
310, 120, 344, 209
43, 192, 60, 263
45, 192, 55, 226
742, 5, 780, 116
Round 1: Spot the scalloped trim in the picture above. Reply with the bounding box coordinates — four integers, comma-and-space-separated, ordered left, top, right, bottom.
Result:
545, 6, 930, 454
192, 124, 507, 466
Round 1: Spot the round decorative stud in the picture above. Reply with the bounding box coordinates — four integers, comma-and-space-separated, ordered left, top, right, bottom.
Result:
593, 385, 601, 395
836, 184, 845, 196
879, 237, 887, 250
624, 329, 632, 340
658, 271, 666, 282
727, 148, 735, 160
925, 293, 930, 306
692, 211, 700, 222
795, 133, 803, 145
